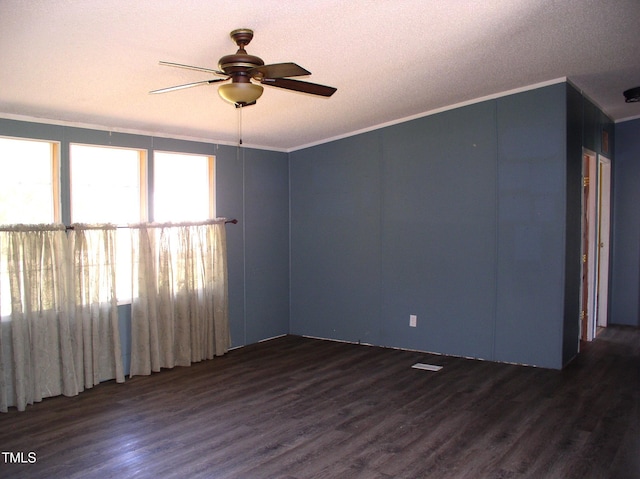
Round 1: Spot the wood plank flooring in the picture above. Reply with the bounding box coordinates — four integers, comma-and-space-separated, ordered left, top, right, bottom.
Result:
0, 326, 638, 479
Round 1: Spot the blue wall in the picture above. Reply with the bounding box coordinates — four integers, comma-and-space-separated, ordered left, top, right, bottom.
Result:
290, 83, 583, 369
215, 145, 291, 346
381, 102, 498, 359
611, 118, 640, 327
290, 130, 384, 345
564, 84, 584, 364
494, 86, 570, 368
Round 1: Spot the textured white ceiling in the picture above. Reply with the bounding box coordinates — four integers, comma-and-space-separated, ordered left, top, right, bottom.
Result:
1, 0, 639, 151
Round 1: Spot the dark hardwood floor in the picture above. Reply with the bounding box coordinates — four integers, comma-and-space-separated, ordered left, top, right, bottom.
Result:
1, 326, 638, 479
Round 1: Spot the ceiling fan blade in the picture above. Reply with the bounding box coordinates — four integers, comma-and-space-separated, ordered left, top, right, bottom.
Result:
149, 78, 227, 94
159, 61, 226, 77
261, 78, 337, 97
250, 62, 311, 79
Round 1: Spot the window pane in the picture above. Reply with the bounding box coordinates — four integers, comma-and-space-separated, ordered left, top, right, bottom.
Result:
70, 144, 142, 223
0, 137, 56, 224
154, 152, 212, 222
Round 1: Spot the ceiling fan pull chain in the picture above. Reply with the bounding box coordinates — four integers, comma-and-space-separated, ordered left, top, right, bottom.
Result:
237, 104, 243, 145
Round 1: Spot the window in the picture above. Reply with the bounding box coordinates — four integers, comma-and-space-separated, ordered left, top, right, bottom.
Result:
70, 144, 146, 223
0, 136, 60, 224
153, 151, 215, 221
2, 140, 217, 305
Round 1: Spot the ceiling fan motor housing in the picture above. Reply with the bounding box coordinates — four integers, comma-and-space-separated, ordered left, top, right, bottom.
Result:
219, 28, 264, 81
218, 53, 264, 80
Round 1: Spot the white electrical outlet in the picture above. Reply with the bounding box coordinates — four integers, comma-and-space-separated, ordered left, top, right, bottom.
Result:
409, 314, 417, 327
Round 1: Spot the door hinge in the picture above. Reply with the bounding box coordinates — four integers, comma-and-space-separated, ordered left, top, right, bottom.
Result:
583, 254, 587, 263
583, 176, 590, 187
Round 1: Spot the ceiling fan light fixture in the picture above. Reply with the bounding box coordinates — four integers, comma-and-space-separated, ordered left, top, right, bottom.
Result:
218, 82, 263, 106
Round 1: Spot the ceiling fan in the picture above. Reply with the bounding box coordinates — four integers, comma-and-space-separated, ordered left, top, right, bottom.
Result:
150, 28, 337, 107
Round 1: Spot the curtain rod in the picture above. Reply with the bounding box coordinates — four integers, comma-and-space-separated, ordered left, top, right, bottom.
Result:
64, 219, 238, 231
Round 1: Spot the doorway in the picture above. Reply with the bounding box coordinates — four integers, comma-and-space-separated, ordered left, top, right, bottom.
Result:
580, 150, 611, 342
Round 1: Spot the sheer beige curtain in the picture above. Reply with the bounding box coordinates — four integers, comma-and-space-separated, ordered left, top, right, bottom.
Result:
129, 220, 230, 377
69, 225, 124, 389
0, 224, 123, 412
0, 225, 75, 412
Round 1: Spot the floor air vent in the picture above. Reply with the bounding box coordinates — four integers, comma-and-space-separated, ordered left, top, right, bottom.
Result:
411, 363, 443, 372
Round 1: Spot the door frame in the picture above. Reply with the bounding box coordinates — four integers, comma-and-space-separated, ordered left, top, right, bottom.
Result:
596, 155, 611, 329
581, 149, 598, 341
580, 149, 611, 342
